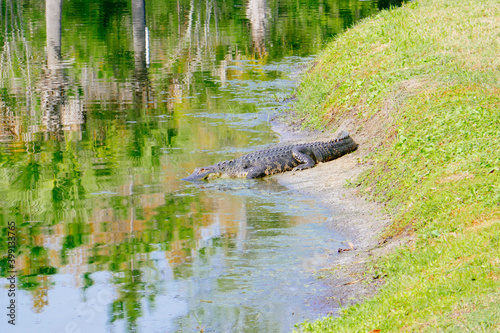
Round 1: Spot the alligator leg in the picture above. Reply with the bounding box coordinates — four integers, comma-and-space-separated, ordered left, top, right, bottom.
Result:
291, 147, 317, 171
246, 166, 268, 179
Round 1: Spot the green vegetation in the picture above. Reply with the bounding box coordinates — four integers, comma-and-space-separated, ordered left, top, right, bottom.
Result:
294, 0, 500, 331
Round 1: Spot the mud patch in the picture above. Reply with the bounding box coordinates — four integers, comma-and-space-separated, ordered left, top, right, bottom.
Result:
270, 123, 412, 316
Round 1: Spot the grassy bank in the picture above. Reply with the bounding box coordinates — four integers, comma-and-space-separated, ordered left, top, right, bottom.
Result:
293, 0, 500, 331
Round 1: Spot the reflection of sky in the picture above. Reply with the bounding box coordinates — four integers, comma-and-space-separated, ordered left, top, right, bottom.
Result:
161, 183, 341, 331
173, 221, 342, 332
0, 187, 339, 333
0, 220, 340, 333
220, 57, 314, 104
2, 271, 189, 333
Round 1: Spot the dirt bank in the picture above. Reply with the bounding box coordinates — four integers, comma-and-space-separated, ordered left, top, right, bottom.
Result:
270, 121, 409, 313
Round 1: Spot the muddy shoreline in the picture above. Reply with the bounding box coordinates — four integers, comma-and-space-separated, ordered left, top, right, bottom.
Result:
270, 122, 407, 316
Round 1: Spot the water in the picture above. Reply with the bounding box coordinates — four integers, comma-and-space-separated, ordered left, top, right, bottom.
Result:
0, 0, 403, 332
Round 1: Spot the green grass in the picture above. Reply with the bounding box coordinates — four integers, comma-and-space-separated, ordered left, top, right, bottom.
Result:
293, 0, 500, 331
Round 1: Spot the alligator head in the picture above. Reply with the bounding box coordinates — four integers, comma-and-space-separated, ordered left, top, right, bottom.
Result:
182, 165, 222, 181
182, 159, 247, 181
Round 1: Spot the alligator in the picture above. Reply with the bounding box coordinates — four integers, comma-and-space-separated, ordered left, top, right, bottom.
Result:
182, 131, 358, 181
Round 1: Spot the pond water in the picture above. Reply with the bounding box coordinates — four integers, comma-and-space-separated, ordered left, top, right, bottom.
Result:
0, 0, 402, 332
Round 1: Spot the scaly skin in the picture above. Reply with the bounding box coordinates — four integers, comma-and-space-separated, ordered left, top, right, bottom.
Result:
182, 131, 358, 181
